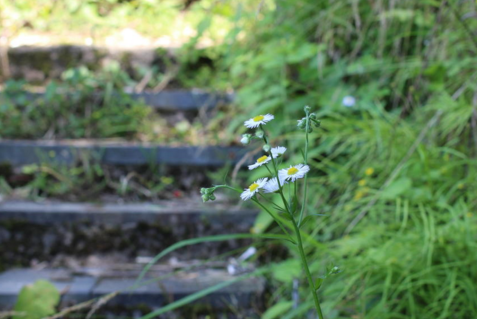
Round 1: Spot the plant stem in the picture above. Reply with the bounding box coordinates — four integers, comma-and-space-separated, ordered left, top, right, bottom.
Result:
252, 198, 293, 241
291, 218, 324, 319
298, 109, 310, 225
257, 123, 323, 317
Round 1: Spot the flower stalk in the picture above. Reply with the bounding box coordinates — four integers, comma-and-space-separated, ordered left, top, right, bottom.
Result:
202, 108, 330, 318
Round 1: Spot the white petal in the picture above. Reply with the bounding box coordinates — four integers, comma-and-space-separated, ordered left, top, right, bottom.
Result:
271, 146, 287, 158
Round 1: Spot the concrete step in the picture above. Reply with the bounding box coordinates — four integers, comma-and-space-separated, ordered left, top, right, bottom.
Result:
8, 89, 234, 111
0, 266, 265, 316
0, 140, 249, 167
0, 200, 258, 267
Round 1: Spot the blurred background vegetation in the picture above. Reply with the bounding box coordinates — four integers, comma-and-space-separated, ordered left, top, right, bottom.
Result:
1, 0, 477, 318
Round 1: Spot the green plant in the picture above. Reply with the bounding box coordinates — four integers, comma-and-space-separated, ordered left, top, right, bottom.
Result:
13, 280, 60, 319
182, 1, 477, 317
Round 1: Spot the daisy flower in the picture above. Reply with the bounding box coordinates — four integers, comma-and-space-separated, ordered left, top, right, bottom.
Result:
263, 177, 288, 193
271, 146, 286, 158
244, 114, 274, 128
241, 178, 268, 201
248, 155, 271, 170
279, 164, 310, 182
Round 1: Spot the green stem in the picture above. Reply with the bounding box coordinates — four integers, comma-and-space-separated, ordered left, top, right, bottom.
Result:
216, 185, 293, 242
252, 198, 293, 242
298, 109, 310, 225
257, 124, 323, 317
291, 218, 324, 319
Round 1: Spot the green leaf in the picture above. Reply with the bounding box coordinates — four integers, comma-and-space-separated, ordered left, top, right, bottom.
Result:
279, 211, 293, 221
381, 178, 412, 199
253, 210, 274, 234
262, 301, 294, 319
13, 280, 60, 319
314, 277, 324, 291
271, 260, 301, 284
300, 214, 327, 229
135, 233, 294, 288
289, 196, 298, 214
138, 267, 269, 319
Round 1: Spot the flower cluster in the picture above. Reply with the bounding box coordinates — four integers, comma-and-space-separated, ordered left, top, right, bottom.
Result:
200, 187, 217, 202
239, 114, 310, 201
297, 107, 321, 133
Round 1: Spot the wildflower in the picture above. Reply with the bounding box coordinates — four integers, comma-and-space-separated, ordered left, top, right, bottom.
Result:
279, 164, 310, 182
358, 179, 366, 187
342, 96, 356, 107
263, 177, 287, 193
365, 167, 374, 176
241, 178, 268, 201
271, 146, 286, 158
248, 155, 271, 170
244, 114, 274, 128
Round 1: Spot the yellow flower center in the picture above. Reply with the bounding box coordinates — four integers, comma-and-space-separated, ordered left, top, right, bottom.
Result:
365, 167, 374, 176
249, 183, 259, 191
257, 155, 268, 163
253, 115, 264, 122
287, 167, 299, 175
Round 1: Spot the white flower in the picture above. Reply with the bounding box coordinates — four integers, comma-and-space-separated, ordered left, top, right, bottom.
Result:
263, 177, 288, 193
244, 114, 274, 128
248, 155, 271, 170
241, 178, 268, 201
271, 146, 286, 158
279, 164, 310, 182
342, 96, 356, 107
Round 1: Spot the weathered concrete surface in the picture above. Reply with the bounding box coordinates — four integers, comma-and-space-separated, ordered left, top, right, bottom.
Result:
0, 200, 258, 267
0, 267, 265, 310
5, 45, 158, 82
17, 90, 234, 111
0, 140, 249, 166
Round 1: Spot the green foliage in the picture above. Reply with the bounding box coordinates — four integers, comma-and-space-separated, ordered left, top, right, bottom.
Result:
0, 66, 150, 139
13, 280, 60, 319
187, 0, 477, 317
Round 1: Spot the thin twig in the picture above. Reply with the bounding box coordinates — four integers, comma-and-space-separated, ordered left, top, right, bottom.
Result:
0, 311, 23, 319
41, 292, 117, 319
85, 292, 119, 319
231, 146, 261, 184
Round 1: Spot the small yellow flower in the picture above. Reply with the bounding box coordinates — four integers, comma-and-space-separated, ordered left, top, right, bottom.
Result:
457, 183, 465, 190
358, 179, 367, 187
365, 167, 374, 176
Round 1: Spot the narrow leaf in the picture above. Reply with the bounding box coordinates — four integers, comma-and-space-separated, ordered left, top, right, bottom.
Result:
134, 233, 293, 288
138, 267, 269, 319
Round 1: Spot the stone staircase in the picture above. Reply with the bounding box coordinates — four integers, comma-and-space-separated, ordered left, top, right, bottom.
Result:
0, 49, 264, 318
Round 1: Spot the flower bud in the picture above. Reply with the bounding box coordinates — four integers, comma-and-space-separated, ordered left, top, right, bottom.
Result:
255, 130, 264, 138
200, 188, 207, 195
310, 112, 316, 120
263, 144, 271, 152
312, 119, 321, 128
304, 105, 311, 113
297, 119, 306, 129
209, 194, 216, 201
240, 134, 250, 145
202, 194, 210, 202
